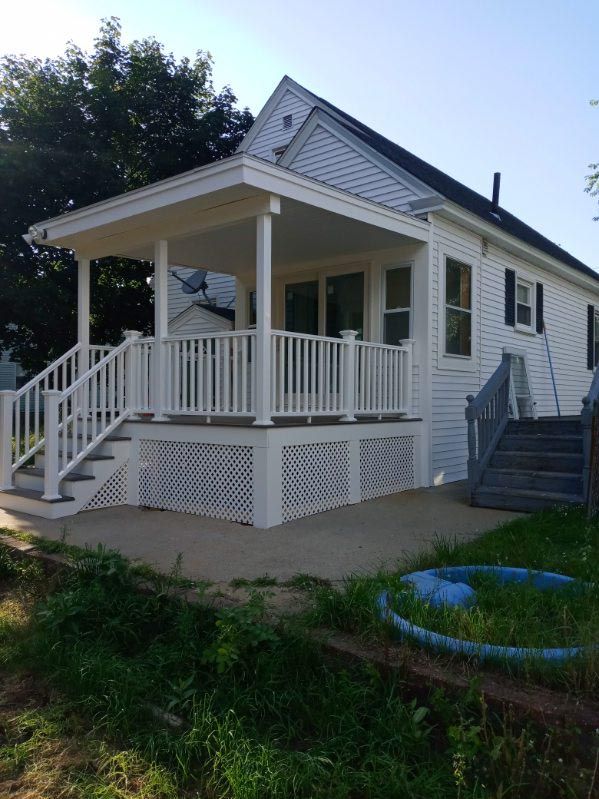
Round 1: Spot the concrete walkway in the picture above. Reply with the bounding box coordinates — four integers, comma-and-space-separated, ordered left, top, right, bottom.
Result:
0, 482, 520, 583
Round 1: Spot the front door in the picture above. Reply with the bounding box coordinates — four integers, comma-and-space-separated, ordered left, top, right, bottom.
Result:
284, 280, 319, 334
325, 271, 364, 339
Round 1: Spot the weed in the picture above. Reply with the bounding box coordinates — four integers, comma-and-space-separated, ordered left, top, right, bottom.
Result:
230, 573, 278, 588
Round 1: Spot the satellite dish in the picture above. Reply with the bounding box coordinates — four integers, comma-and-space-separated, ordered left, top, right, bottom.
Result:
169, 268, 210, 301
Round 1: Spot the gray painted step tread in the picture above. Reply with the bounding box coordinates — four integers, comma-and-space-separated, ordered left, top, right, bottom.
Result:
496, 450, 582, 460
74, 434, 131, 442
18, 467, 95, 482
473, 486, 583, 502
0, 487, 75, 503
57, 453, 114, 461
484, 467, 582, 479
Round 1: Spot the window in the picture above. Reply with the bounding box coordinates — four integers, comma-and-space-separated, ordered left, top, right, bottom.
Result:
285, 280, 319, 334
326, 272, 364, 339
444, 257, 471, 357
248, 291, 256, 327
516, 279, 533, 329
594, 310, 599, 367
383, 265, 411, 345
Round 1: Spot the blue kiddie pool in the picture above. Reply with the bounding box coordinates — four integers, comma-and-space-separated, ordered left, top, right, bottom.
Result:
377, 565, 597, 664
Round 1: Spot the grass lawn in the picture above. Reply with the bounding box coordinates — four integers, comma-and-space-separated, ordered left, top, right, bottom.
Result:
0, 511, 597, 798
307, 506, 599, 697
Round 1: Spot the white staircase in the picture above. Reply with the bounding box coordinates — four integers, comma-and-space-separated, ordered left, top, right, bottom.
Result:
0, 335, 139, 519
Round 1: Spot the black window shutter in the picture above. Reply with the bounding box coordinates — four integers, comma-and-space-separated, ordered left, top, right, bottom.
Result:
505, 268, 516, 326
588, 304, 595, 370
535, 283, 544, 334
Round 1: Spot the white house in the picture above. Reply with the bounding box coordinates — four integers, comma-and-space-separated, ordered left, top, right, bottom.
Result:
0, 76, 597, 525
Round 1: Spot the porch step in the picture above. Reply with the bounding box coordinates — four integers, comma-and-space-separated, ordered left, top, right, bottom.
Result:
18, 467, 95, 482
497, 434, 582, 454
471, 485, 583, 513
0, 487, 75, 504
482, 467, 583, 495
14, 467, 95, 494
75, 434, 132, 442
490, 450, 583, 472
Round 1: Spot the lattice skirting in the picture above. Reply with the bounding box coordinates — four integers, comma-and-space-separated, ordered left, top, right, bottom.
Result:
83, 462, 129, 510
360, 436, 415, 500
138, 439, 253, 524
281, 441, 351, 522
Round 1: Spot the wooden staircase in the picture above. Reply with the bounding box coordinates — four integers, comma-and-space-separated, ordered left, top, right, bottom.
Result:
471, 417, 584, 512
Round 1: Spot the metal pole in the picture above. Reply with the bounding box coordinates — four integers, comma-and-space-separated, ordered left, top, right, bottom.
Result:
543, 323, 560, 417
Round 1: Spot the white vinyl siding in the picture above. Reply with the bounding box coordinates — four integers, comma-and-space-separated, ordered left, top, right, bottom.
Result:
246, 89, 313, 161
430, 214, 596, 485
287, 124, 420, 212
169, 305, 233, 336
168, 269, 235, 322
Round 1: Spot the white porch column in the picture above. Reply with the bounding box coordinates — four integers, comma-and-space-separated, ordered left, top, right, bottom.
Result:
253, 214, 274, 426
152, 240, 169, 421
77, 257, 90, 374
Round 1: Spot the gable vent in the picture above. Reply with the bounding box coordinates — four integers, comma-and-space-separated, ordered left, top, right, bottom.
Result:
282, 114, 292, 130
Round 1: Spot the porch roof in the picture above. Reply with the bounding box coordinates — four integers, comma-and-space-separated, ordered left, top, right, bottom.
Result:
25, 153, 429, 275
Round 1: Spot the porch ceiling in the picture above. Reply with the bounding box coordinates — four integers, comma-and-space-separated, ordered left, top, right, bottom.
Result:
122, 197, 418, 276
26, 153, 429, 274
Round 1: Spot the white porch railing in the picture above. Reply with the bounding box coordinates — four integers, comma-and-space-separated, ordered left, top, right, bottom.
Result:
355, 339, 413, 416
271, 331, 347, 416
164, 332, 256, 416
89, 345, 114, 367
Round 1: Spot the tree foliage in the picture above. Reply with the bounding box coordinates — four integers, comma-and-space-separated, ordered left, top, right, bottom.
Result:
585, 99, 599, 221
0, 18, 253, 373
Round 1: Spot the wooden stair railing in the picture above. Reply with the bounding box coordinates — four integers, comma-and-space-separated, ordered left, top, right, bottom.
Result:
465, 353, 511, 499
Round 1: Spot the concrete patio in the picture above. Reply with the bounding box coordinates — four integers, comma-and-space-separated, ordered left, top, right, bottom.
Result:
0, 481, 520, 583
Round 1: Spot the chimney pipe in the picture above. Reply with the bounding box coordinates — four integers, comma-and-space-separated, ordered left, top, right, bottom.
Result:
491, 172, 501, 213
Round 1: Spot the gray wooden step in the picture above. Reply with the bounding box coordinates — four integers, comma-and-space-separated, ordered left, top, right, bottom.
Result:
497, 434, 582, 453
506, 419, 581, 436
482, 467, 583, 494
74, 434, 131, 442
0, 486, 75, 504
472, 486, 584, 513
490, 450, 583, 472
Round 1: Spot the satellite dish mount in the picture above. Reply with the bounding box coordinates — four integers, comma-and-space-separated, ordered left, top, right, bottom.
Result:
169, 268, 211, 303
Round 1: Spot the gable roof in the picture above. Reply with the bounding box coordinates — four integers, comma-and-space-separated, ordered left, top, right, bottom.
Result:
268, 77, 597, 281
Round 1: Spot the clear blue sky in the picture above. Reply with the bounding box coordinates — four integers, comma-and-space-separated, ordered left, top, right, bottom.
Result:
3, 0, 598, 268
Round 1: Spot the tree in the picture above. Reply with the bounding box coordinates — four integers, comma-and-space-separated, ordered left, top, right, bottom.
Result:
585, 99, 599, 221
0, 18, 253, 374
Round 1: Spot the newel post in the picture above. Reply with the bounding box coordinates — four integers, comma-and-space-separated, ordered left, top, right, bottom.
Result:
465, 394, 478, 494
400, 339, 415, 416
0, 390, 16, 490
124, 330, 141, 414
339, 330, 357, 422
582, 395, 593, 503
42, 390, 62, 501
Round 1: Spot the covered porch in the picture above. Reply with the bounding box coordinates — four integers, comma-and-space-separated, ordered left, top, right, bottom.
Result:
1, 153, 431, 523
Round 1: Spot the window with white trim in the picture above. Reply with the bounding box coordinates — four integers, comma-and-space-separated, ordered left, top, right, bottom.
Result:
516, 278, 533, 330
594, 309, 599, 367
383, 264, 412, 345
444, 256, 471, 357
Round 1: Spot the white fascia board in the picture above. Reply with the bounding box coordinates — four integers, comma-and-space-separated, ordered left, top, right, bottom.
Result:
241, 159, 430, 242
279, 108, 436, 201
28, 153, 429, 250
437, 202, 599, 295
27, 155, 250, 245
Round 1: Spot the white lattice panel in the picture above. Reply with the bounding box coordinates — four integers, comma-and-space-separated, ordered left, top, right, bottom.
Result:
83, 462, 129, 510
138, 440, 253, 524
360, 436, 415, 500
281, 441, 351, 522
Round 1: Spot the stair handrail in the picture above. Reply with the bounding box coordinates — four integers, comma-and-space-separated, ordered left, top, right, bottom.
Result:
0, 344, 83, 489
42, 336, 134, 500
581, 366, 599, 507
15, 343, 82, 398
465, 353, 511, 498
